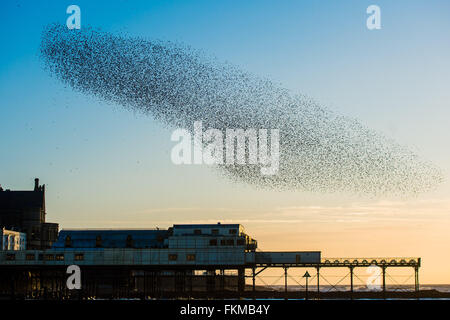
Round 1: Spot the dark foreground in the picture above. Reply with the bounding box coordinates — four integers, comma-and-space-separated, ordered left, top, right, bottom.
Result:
1, 289, 449, 301
1, 299, 449, 320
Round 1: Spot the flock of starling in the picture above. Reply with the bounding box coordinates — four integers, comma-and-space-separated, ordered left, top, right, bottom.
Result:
40, 24, 443, 196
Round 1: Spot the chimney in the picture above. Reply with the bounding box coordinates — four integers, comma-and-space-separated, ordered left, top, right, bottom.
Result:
34, 178, 39, 191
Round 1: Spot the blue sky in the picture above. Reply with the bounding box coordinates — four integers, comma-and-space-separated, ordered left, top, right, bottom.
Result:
1, 0, 449, 207
1, 1, 450, 282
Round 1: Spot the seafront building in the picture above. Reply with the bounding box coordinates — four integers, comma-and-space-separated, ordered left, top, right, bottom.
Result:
0, 228, 26, 250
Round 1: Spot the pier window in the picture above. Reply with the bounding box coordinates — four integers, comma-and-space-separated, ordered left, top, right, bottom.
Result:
74, 253, 84, 261
186, 254, 196, 261
237, 239, 245, 246
220, 239, 226, 246
44, 254, 54, 261
226, 239, 234, 246
209, 239, 217, 246
56, 254, 65, 261
194, 229, 202, 235
229, 229, 237, 235
212, 229, 219, 235
169, 254, 178, 261
26, 254, 35, 261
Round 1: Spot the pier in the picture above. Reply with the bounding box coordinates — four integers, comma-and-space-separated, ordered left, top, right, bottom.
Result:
0, 251, 420, 300
250, 256, 421, 299
0, 181, 422, 300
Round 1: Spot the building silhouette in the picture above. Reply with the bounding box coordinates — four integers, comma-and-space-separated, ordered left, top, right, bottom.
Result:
0, 178, 58, 249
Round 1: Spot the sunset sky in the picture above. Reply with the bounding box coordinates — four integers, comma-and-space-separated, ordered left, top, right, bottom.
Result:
1, 0, 449, 284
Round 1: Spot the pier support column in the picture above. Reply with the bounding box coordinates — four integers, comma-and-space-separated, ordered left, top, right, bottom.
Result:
284, 267, 288, 299
220, 269, 225, 293
189, 270, 193, 296
252, 267, 256, 297
206, 269, 215, 293
316, 266, 320, 299
349, 266, 354, 300
414, 266, 419, 293
156, 270, 162, 298
10, 276, 15, 300
143, 271, 147, 300
176, 270, 186, 295
237, 268, 245, 295
382, 266, 387, 299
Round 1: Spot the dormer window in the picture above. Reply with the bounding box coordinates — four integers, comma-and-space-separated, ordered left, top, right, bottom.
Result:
169, 254, 178, 261
126, 235, 133, 248
95, 235, 102, 248
64, 235, 72, 248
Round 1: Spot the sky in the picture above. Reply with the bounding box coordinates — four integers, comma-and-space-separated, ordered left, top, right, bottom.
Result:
0, 0, 450, 284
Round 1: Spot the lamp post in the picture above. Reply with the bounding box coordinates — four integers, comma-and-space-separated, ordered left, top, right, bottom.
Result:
303, 271, 311, 300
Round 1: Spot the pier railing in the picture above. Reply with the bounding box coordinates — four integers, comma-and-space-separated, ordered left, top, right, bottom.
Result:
320, 257, 420, 267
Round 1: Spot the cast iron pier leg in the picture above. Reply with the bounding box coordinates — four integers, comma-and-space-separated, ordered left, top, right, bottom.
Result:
415, 266, 419, 293
252, 267, 256, 298
284, 267, 288, 299
237, 268, 245, 295
316, 266, 320, 299
349, 266, 354, 300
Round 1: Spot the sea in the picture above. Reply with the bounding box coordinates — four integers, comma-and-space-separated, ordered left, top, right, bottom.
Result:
267, 284, 450, 292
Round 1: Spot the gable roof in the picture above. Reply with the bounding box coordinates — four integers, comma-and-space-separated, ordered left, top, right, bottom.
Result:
53, 229, 169, 249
